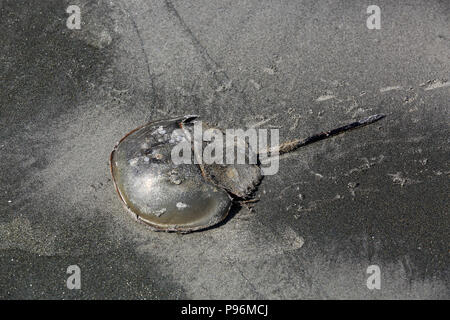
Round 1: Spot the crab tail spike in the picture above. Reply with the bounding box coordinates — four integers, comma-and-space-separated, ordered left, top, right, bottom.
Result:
265, 114, 386, 156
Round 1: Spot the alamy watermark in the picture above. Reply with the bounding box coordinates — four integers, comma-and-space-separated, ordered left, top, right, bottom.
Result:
170, 121, 280, 175
366, 265, 381, 290
66, 5, 81, 30
367, 5, 381, 30
66, 265, 81, 290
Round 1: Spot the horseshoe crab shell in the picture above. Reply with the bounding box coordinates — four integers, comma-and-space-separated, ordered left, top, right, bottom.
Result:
110, 116, 232, 232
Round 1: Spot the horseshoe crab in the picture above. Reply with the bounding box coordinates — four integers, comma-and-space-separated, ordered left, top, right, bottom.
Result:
110, 114, 385, 232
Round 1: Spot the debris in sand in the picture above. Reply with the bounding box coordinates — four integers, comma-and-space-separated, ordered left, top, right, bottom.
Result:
422, 79, 450, 91
419, 159, 428, 166
263, 66, 276, 75
388, 172, 421, 187
347, 182, 359, 189
281, 226, 305, 250
215, 80, 233, 92
316, 94, 335, 102
249, 79, 261, 90
347, 182, 359, 197
380, 86, 402, 92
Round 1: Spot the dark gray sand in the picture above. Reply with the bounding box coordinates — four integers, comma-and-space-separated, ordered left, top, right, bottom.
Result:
0, 0, 448, 299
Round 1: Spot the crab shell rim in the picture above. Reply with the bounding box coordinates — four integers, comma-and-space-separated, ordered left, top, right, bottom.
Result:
109, 116, 232, 233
